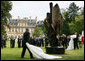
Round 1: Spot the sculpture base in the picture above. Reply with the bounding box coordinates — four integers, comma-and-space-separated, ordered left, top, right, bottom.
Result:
45, 46, 65, 54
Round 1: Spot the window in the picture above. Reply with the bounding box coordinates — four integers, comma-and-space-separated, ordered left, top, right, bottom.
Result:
19, 28, 20, 32
22, 28, 23, 32
15, 28, 17, 32
14, 28, 15, 32
17, 28, 18, 32
23, 28, 25, 32
18, 23, 19, 26
20, 28, 21, 32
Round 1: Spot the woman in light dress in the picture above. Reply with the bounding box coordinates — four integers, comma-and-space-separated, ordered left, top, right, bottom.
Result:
67, 35, 77, 50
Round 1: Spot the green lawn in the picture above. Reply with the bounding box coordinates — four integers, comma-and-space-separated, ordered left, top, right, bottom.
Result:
1, 41, 84, 60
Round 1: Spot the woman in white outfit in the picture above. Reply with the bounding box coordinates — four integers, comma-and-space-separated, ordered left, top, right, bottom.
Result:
67, 35, 77, 50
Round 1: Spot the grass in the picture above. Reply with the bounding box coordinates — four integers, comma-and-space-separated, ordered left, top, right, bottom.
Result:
1, 41, 84, 60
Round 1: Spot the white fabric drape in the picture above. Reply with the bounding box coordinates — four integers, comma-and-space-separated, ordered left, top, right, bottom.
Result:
26, 43, 62, 59
67, 35, 77, 50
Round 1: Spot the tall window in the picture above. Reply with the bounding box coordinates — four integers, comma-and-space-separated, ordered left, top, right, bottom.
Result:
18, 28, 19, 32
12, 28, 14, 32
17, 28, 18, 32
11, 28, 12, 32
15, 28, 17, 32
18, 23, 19, 26
20, 28, 22, 32
22, 28, 23, 32
23, 28, 25, 32
14, 28, 15, 32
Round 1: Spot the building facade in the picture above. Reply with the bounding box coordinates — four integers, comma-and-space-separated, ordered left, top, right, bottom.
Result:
6, 17, 37, 39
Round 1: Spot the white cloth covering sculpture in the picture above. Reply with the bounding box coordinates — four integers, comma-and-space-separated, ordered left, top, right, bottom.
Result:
26, 43, 62, 59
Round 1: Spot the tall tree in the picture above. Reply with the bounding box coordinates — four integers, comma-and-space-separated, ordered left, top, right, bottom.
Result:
32, 22, 45, 37
69, 7, 84, 34
67, 2, 80, 23
1, 1, 12, 37
60, 10, 70, 35
80, 7, 84, 15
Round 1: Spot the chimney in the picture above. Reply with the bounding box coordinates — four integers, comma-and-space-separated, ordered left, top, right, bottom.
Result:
18, 16, 20, 19
35, 17, 37, 21
30, 16, 31, 21
35, 17, 37, 24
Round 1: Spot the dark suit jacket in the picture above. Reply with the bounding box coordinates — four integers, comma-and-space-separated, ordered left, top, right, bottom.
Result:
74, 35, 78, 43
22, 31, 30, 47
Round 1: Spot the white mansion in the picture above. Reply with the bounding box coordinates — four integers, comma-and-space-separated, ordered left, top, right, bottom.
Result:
6, 17, 37, 39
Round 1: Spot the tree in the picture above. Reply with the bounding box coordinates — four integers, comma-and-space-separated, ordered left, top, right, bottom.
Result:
1, 1, 12, 38
60, 20, 70, 36
61, 3, 82, 35
69, 7, 84, 34
32, 21, 45, 37
67, 2, 80, 23
60, 10, 70, 35
80, 7, 84, 15
32, 26, 41, 37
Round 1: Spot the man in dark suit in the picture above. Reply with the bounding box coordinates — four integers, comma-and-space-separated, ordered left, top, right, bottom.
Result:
12, 37, 15, 48
62, 34, 67, 49
1, 36, 4, 48
74, 32, 79, 50
45, 36, 49, 47
21, 28, 33, 59
10, 36, 13, 48
41, 37, 44, 47
18, 36, 21, 48
10, 36, 15, 48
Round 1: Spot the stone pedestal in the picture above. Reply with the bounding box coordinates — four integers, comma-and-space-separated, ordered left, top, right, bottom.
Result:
45, 46, 65, 54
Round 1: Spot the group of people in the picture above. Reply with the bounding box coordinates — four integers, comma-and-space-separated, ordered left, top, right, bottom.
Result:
10, 36, 22, 48
66, 32, 84, 50
58, 34, 69, 49
1, 34, 49, 49
1, 28, 84, 59
58, 32, 84, 50
28, 37, 44, 47
9, 36, 45, 48
57, 32, 84, 49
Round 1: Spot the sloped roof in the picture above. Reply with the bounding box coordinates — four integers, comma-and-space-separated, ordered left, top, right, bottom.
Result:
8, 19, 36, 26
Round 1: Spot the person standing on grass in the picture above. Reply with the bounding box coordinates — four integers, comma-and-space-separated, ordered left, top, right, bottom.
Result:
1, 35, 6, 48
1, 36, 4, 48
41, 37, 44, 47
78, 34, 82, 48
18, 36, 22, 48
10, 36, 15, 48
73, 32, 79, 50
12, 36, 15, 48
21, 28, 33, 59
38, 37, 41, 47
81, 35, 84, 45
10, 36, 12, 48
62, 34, 67, 49
67, 35, 70, 47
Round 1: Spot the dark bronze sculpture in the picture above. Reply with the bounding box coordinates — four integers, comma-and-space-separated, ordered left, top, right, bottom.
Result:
44, 2, 63, 47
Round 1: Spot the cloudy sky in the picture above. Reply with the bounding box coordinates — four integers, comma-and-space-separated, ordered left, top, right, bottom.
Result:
10, 1, 84, 21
